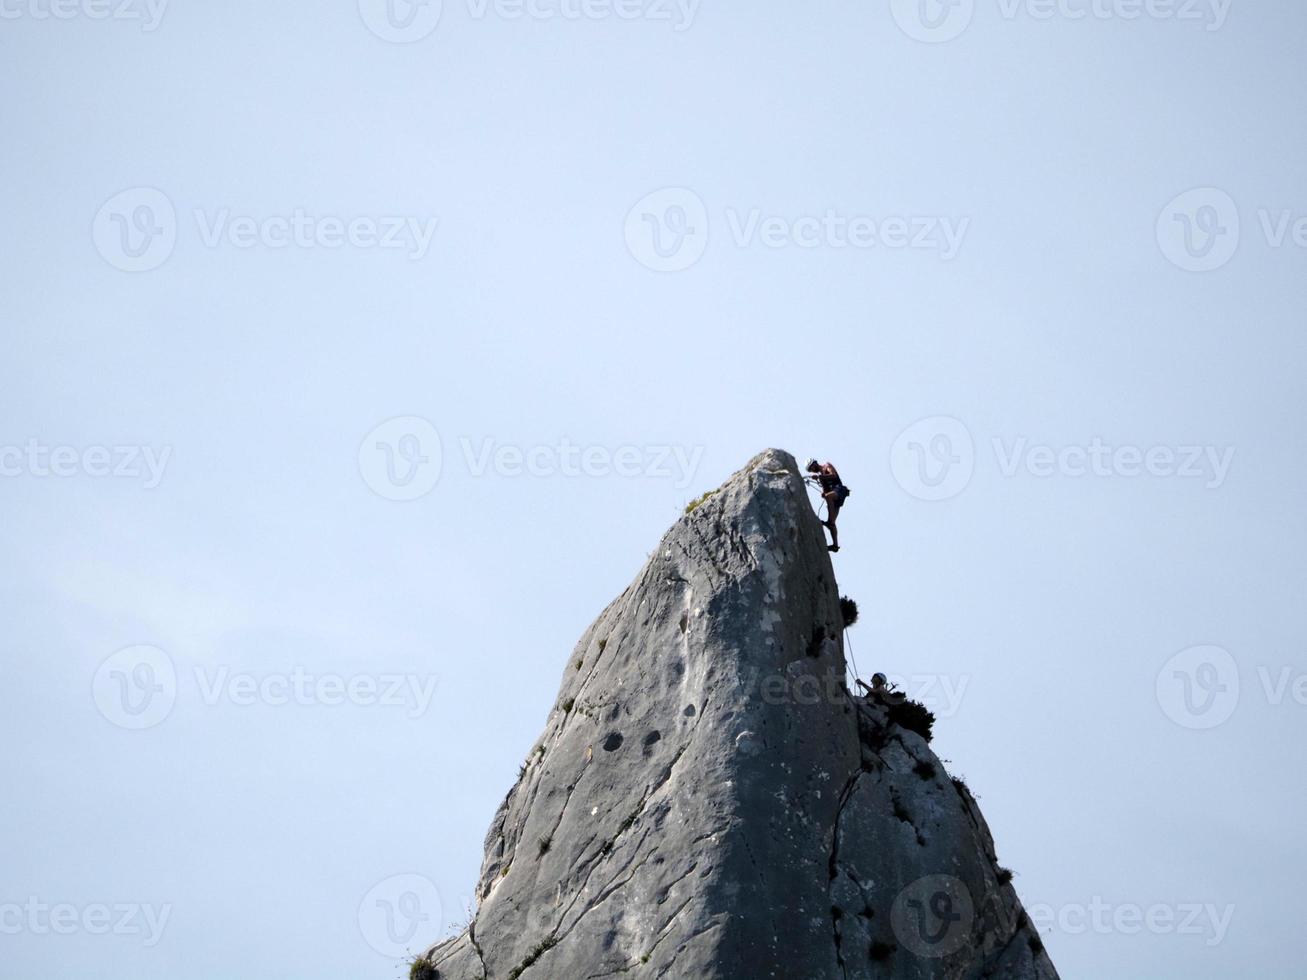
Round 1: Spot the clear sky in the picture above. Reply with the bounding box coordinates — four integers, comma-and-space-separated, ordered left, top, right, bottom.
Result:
2, 2, 1304, 978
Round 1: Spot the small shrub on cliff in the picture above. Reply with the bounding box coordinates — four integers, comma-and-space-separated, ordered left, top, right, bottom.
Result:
840, 596, 859, 627
887, 698, 935, 742
507, 937, 558, 980
684, 489, 717, 514
408, 955, 439, 980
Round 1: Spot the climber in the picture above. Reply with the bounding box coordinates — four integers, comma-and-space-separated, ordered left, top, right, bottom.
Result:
805, 458, 849, 552
856, 672, 905, 704
855, 672, 885, 698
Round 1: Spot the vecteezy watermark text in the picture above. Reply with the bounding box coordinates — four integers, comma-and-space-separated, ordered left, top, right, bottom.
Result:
624, 188, 970, 272
193, 209, 437, 258
358, 416, 704, 500
722, 208, 970, 259
889, 0, 1230, 44
466, 0, 699, 28
0, 440, 170, 489
890, 417, 1236, 501
0, 0, 168, 30
1027, 898, 1234, 946
992, 437, 1234, 487
994, 0, 1230, 29
193, 666, 438, 717
461, 437, 702, 484
93, 188, 438, 272
0, 899, 172, 946
358, 0, 699, 43
759, 670, 970, 718
93, 646, 439, 730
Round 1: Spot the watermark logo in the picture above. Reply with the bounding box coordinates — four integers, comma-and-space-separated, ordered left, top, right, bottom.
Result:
93, 645, 177, 730
624, 187, 710, 273
359, 0, 443, 42
95, 648, 439, 728
93, 187, 176, 273
0, 899, 172, 946
891, 0, 975, 43
0, 0, 169, 30
358, 874, 442, 957
94, 190, 438, 271
891, 0, 1232, 39
891, 417, 1236, 500
359, 418, 705, 495
891, 417, 975, 501
624, 189, 969, 271
891, 874, 975, 958
1157, 647, 1307, 728
359, 417, 444, 501
1157, 187, 1240, 272
1157, 645, 1240, 730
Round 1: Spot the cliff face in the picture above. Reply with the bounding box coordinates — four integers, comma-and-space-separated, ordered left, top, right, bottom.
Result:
420, 449, 1059, 980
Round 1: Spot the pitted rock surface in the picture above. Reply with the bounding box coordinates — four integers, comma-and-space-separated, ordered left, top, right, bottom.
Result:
419, 449, 1059, 980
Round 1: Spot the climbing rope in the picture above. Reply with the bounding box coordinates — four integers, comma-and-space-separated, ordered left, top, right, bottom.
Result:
806, 477, 860, 688
844, 623, 861, 690
804, 476, 829, 523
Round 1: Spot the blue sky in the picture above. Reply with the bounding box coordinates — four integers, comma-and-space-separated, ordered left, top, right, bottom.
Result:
2, 2, 1305, 977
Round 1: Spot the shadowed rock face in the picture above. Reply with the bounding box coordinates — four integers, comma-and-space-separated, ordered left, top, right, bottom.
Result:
421, 449, 1060, 980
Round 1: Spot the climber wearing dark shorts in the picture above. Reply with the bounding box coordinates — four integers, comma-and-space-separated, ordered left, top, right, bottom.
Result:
806, 458, 849, 552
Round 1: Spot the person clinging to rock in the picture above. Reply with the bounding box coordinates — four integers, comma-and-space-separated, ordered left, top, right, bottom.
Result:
857, 672, 905, 704
855, 672, 885, 698
805, 458, 850, 552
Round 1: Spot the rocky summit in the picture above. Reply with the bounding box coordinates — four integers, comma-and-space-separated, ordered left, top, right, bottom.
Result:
417, 449, 1060, 980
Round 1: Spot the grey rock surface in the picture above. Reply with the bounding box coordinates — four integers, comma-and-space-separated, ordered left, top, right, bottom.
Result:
419, 449, 1060, 980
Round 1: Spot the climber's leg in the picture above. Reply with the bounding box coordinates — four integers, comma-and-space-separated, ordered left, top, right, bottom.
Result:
824, 493, 841, 551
